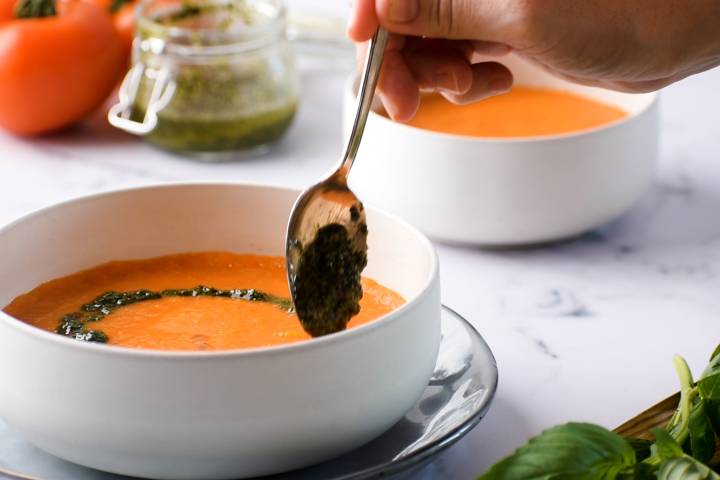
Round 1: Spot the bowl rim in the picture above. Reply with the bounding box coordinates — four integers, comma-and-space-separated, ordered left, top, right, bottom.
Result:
345, 73, 660, 144
0, 181, 439, 360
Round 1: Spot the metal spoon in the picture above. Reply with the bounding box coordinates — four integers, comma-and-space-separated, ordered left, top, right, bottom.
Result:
285, 27, 389, 336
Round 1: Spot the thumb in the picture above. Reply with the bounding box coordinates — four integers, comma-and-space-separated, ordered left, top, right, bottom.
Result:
375, 0, 517, 42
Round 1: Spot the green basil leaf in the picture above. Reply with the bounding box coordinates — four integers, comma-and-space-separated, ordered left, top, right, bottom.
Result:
706, 399, 720, 437
702, 347, 720, 379
657, 455, 720, 480
626, 438, 652, 462
687, 399, 717, 463
626, 462, 658, 480
477, 423, 636, 480
651, 427, 684, 460
699, 351, 720, 400
698, 375, 720, 401
710, 345, 720, 363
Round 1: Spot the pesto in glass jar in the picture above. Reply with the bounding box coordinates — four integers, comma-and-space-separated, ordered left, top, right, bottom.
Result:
110, 0, 298, 157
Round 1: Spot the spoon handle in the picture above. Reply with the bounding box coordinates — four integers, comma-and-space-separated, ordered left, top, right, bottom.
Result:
339, 27, 390, 176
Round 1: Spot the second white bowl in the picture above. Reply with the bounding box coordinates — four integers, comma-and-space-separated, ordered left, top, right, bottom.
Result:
344, 55, 660, 245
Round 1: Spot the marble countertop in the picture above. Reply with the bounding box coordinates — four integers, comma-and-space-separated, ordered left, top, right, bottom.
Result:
2, 20, 720, 479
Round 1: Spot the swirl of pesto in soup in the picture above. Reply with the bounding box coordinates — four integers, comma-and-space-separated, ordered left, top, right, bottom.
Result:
55, 285, 293, 343
3, 253, 404, 351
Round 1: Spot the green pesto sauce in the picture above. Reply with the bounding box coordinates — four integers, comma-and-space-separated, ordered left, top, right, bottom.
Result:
134, 101, 297, 153
56, 285, 293, 344
291, 224, 368, 338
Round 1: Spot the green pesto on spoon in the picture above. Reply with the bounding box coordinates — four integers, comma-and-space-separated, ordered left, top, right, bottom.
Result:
285, 27, 389, 337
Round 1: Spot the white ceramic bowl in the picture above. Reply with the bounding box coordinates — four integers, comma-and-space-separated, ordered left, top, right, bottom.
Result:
344, 54, 660, 245
0, 184, 441, 479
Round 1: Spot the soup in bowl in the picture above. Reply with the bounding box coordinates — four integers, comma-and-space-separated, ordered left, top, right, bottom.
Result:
0, 183, 441, 479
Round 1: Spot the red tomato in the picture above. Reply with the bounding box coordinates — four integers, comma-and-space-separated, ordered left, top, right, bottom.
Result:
92, 0, 135, 59
0, 0, 126, 135
113, 0, 135, 56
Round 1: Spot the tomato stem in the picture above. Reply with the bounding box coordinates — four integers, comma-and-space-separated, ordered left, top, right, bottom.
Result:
15, 0, 56, 18
109, 0, 131, 13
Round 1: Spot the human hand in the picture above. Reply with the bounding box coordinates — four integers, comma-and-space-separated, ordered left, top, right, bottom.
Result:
348, 0, 720, 121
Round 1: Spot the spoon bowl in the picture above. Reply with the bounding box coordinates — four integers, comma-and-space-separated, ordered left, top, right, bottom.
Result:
285, 172, 369, 336
286, 172, 368, 263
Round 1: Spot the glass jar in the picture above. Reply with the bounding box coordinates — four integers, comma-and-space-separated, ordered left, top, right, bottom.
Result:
109, 0, 299, 158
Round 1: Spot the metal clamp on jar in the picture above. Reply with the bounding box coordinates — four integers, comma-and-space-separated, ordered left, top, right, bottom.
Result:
109, 0, 299, 159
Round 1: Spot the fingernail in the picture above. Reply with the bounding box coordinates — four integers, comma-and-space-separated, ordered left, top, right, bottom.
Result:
388, 0, 419, 23
380, 95, 400, 120
488, 77, 512, 93
433, 72, 461, 93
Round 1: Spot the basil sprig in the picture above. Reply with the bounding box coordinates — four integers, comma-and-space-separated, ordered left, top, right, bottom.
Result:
479, 345, 720, 479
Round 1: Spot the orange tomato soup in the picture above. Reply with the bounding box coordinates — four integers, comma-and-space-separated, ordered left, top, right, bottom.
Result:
393, 87, 627, 137
4, 252, 404, 351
